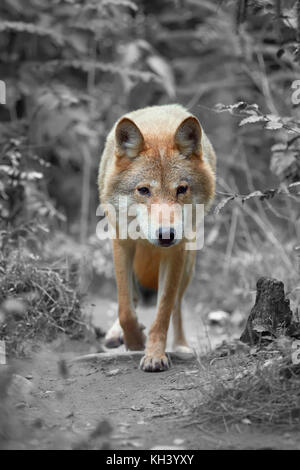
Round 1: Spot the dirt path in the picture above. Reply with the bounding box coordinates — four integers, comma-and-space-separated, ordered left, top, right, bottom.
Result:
3, 297, 300, 450
5, 346, 299, 450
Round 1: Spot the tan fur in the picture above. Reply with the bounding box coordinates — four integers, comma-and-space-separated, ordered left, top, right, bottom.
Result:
98, 104, 216, 372
133, 244, 160, 290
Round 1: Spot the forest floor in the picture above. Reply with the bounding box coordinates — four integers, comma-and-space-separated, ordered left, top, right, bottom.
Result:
2, 297, 300, 450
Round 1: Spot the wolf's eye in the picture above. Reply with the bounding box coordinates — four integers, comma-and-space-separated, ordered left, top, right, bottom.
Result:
177, 185, 188, 195
137, 187, 151, 196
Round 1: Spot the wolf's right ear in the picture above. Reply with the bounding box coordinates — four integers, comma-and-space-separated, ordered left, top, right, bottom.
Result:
115, 118, 144, 158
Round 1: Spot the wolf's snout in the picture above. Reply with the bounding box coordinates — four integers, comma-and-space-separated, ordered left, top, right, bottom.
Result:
156, 227, 175, 247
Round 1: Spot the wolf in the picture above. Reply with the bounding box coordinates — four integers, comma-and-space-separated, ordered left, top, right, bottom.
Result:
98, 104, 216, 371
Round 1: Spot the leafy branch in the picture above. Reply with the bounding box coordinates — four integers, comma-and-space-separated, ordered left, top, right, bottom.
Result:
215, 182, 300, 215
215, 101, 300, 135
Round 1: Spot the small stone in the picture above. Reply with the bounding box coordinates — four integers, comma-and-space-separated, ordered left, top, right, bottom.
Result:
131, 405, 144, 411
242, 418, 252, 425
44, 390, 56, 398
208, 310, 229, 325
15, 402, 27, 409
8, 374, 34, 404
185, 369, 199, 375
131, 441, 142, 448
106, 368, 120, 376
173, 438, 185, 445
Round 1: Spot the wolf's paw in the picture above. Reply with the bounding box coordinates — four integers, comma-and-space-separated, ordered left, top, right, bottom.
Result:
140, 353, 171, 372
105, 320, 146, 350
105, 334, 124, 349
104, 319, 124, 349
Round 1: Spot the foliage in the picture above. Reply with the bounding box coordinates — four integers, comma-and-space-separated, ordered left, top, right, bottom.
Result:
0, 0, 176, 230
0, 136, 64, 233
1, 0, 300, 339
214, 101, 300, 212
196, 339, 300, 429
0, 251, 89, 356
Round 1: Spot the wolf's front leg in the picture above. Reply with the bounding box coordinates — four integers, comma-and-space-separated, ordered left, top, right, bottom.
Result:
140, 248, 185, 372
113, 239, 145, 350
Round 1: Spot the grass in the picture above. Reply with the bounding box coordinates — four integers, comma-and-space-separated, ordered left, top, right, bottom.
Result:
196, 340, 300, 430
0, 250, 90, 356
192, 187, 300, 430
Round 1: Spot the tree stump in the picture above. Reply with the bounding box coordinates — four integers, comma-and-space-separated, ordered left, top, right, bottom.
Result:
240, 277, 293, 345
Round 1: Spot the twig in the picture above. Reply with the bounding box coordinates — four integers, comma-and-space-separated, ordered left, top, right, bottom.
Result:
224, 205, 238, 273
256, 50, 278, 115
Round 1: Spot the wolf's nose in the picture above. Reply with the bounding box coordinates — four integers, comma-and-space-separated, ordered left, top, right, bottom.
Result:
156, 227, 175, 246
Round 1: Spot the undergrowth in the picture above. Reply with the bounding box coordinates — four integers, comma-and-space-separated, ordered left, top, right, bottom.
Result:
197, 340, 300, 430
0, 250, 89, 356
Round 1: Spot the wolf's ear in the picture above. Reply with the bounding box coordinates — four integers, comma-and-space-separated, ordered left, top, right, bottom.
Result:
174, 116, 202, 157
115, 118, 144, 158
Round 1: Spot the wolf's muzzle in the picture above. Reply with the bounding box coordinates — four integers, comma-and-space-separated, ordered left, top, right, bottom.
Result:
156, 227, 176, 247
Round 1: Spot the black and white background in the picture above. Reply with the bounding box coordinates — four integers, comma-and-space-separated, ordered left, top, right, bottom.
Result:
0, 0, 300, 452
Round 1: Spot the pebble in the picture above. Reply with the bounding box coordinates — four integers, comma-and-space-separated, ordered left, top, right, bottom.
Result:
208, 310, 229, 325
106, 368, 120, 376
8, 374, 34, 404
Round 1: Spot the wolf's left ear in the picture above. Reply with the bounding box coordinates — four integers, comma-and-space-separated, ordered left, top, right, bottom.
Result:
174, 116, 202, 158
115, 118, 144, 158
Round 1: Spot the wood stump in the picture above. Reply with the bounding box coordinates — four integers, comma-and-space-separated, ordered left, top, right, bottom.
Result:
240, 277, 293, 345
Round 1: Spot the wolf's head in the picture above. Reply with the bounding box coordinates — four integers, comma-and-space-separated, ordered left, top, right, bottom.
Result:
105, 112, 215, 248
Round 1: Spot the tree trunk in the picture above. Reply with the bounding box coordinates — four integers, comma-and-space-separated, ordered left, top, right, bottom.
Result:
240, 277, 292, 345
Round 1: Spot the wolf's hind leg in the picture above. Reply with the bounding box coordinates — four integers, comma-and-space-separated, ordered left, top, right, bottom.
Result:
104, 318, 124, 348
172, 301, 194, 354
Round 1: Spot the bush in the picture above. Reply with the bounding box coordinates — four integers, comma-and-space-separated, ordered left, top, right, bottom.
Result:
196, 340, 300, 429
0, 250, 89, 356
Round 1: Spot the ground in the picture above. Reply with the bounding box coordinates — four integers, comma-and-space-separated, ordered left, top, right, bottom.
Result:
2, 297, 300, 450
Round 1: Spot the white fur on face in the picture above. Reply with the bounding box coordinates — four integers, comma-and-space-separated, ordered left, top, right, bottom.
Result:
133, 203, 184, 246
